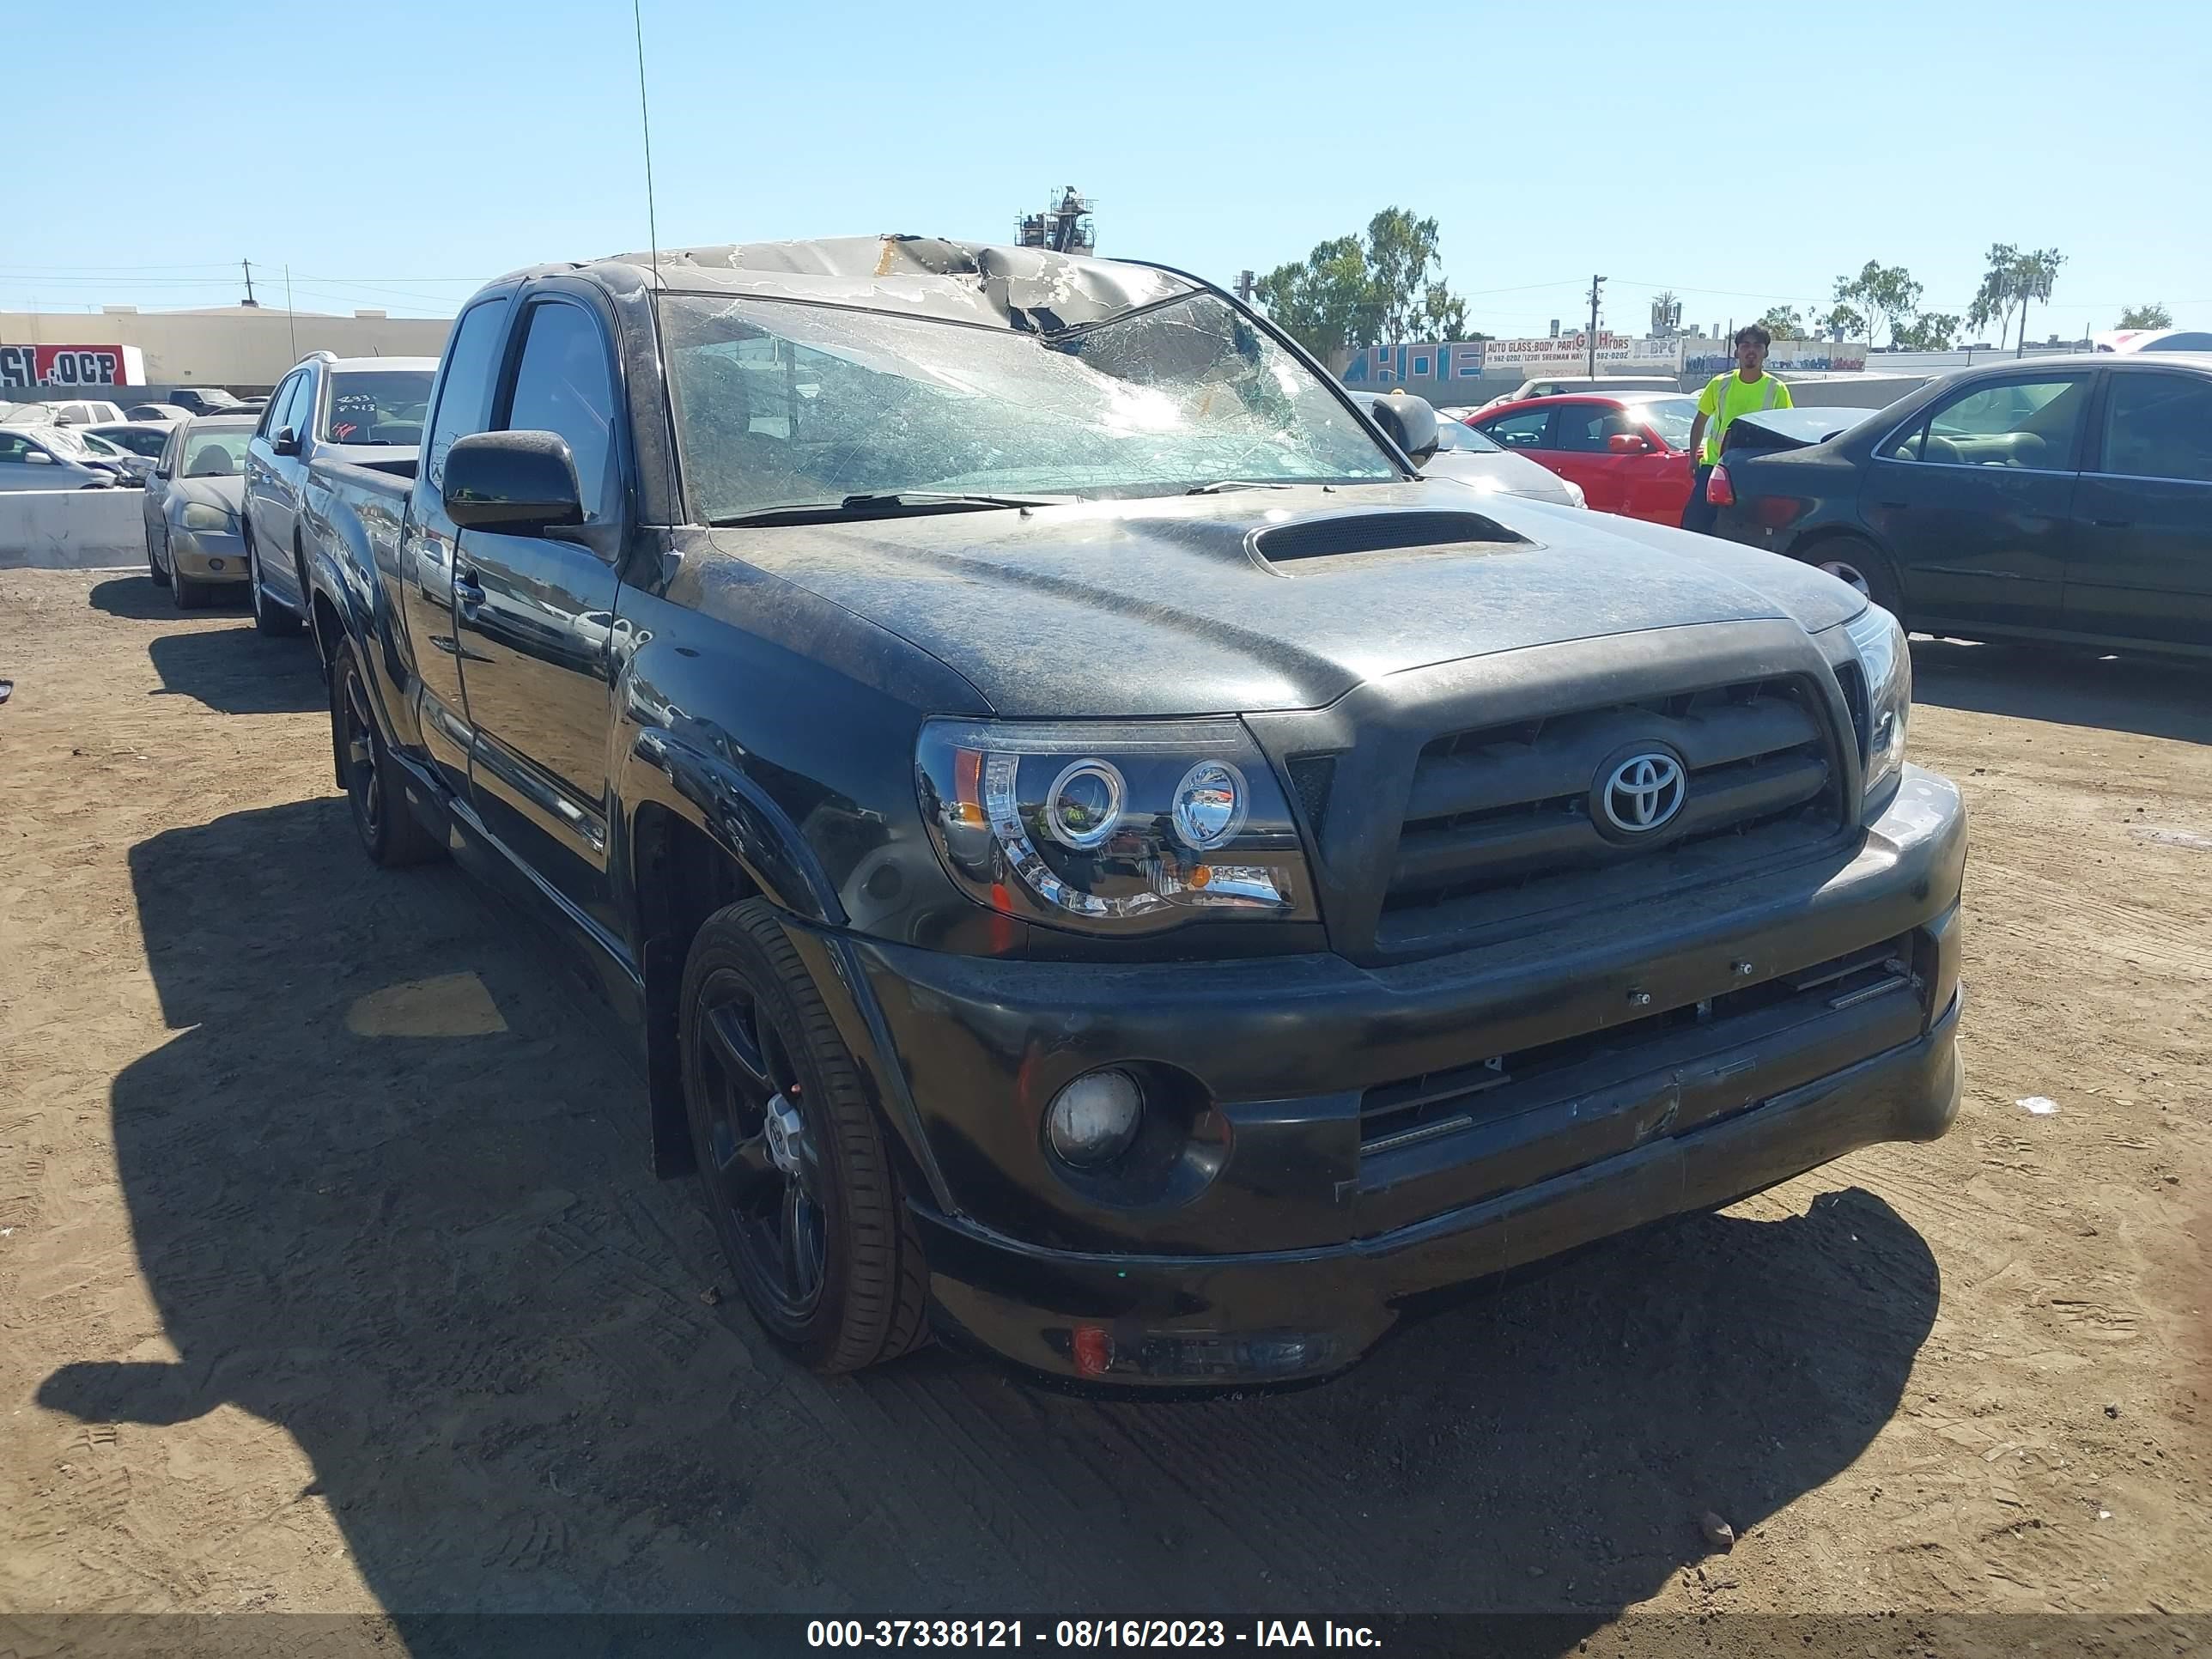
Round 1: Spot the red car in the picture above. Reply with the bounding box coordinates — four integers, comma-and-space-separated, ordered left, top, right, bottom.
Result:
1468, 391, 1701, 525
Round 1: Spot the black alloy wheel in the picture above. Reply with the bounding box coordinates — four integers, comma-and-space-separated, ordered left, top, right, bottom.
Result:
694, 969, 830, 1322
678, 900, 929, 1372
331, 642, 438, 867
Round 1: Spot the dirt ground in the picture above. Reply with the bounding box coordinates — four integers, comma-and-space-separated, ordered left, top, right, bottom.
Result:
2, 567, 2207, 1651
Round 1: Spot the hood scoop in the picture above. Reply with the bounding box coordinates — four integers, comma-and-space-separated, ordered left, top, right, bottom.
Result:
1249, 508, 1528, 573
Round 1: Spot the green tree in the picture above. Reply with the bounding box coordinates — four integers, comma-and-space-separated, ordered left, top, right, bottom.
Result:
1892, 312, 1961, 351
1753, 305, 1805, 337
1824, 302, 1869, 340
1831, 260, 1923, 348
1252, 207, 1471, 356
2118, 301, 2172, 329
1967, 244, 2066, 354
1252, 235, 1377, 360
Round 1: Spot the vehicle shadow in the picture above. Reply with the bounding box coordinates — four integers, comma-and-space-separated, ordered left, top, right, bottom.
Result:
1911, 636, 2212, 745
87, 575, 189, 622
141, 626, 325, 715
39, 799, 1940, 1642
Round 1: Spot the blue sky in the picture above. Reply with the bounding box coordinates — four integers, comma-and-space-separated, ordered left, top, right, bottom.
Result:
9, 0, 2205, 339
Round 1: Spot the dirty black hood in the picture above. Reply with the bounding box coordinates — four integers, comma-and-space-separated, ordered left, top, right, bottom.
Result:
707, 482, 1865, 718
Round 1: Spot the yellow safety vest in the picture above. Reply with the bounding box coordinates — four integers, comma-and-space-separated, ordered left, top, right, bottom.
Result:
1698, 372, 1789, 463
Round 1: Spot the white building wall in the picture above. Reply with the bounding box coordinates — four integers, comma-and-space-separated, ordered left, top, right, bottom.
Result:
0, 307, 453, 391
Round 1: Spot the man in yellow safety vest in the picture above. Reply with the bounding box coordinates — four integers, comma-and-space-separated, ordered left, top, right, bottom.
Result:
1680, 324, 1793, 533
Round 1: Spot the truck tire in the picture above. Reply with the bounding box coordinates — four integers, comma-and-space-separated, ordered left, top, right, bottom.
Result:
331, 641, 441, 868
1800, 535, 1905, 620
248, 533, 302, 637
679, 898, 930, 1374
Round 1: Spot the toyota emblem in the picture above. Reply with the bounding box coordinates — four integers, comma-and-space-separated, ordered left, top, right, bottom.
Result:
1598, 750, 1686, 836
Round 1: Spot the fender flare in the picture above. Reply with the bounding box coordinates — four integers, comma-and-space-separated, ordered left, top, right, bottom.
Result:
621, 726, 847, 927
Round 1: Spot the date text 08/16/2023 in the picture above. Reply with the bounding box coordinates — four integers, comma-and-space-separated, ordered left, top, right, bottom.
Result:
806, 1620, 1384, 1649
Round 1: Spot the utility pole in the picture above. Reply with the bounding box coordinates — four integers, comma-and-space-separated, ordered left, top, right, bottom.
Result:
1235, 270, 1255, 304
1586, 275, 1606, 375
240, 258, 259, 307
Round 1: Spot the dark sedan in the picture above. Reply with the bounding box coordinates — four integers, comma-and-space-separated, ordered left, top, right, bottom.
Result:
1707, 353, 2212, 658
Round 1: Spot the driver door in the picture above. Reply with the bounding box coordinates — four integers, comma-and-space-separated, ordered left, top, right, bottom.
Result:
1860, 371, 2089, 634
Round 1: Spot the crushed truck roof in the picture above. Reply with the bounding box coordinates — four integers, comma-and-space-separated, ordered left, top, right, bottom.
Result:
520, 235, 1202, 333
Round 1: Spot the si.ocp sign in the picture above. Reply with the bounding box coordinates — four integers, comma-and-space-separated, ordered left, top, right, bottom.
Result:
0, 343, 148, 388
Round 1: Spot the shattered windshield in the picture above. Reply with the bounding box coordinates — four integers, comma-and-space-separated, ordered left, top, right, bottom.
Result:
659, 291, 1398, 522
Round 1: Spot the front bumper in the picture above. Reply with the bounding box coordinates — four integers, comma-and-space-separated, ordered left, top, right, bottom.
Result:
808, 766, 1966, 1388
918, 989, 1958, 1388
169, 526, 247, 580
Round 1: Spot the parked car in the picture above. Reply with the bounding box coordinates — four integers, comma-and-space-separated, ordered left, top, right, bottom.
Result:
165, 387, 249, 416
29, 398, 130, 427
298, 234, 1963, 1391
80, 421, 175, 482
0, 422, 132, 490
1468, 391, 1705, 523
1475, 374, 1680, 413
141, 416, 257, 609
2092, 326, 2212, 354
125, 403, 196, 422
1707, 353, 2212, 656
1348, 390, 1583, 507
242, 351, 437, 635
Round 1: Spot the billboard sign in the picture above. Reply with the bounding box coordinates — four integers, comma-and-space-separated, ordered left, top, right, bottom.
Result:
1483, 332, 1684, 374
0, 343, 148, 389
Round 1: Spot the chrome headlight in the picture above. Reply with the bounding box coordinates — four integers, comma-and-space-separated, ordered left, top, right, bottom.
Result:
1844, 604, 1910, 806
915, 719, 1316, 934
180, 502, 234, 532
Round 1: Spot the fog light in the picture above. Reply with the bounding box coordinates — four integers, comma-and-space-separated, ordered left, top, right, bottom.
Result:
208, 557, 226, 571
1045, 1069, 1143, 1167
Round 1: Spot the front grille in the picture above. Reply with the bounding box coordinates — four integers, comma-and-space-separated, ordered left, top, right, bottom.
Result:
1359, 934, 1916, 1154
1376, 677, 1844, 948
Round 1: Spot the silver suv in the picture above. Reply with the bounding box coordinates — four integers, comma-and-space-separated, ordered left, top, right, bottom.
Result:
240, 349, 435, 635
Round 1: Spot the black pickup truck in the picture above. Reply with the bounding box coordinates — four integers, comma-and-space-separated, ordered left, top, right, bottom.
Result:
297, 235, 1965, 1390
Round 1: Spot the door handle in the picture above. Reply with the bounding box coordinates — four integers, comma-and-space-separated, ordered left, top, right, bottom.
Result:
1877, 501, 1908, 510
454, 568, 486, 617
2094, 518, 2131, 529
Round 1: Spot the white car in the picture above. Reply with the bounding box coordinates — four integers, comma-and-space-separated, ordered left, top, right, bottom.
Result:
81, 421, 176, 483
1475, 374, 1680, 413
0, 423, 133, 490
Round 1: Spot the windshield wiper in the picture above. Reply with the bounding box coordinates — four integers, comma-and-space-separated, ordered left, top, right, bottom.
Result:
709, 491, 1076, 528
1186, 479, 1293, 495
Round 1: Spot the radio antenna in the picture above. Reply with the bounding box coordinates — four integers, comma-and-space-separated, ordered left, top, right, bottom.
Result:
631, 0, 663, 289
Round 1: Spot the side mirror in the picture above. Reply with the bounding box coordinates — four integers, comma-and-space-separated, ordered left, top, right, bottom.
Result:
1369, 393, 1441, 466
25, 451, 53, 465
443, 430, 585, 533
271, 427, 301, 457
1607, 432, 1654, 455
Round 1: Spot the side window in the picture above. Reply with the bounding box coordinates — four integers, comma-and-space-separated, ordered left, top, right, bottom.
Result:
2100, 372, 2212, 484
501, 300, 619, 522
0, 433, 33, 465
157, 425, 184, 475
1917, 375, 2088, 470
1482, 408, 1554, 450
1553, 404, 1638, 453
255, 375, 293, 438
423, 297, 514, 492
288, 371, 319, 441
1876, 418, 1926, 462
271, 373, 307, 439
